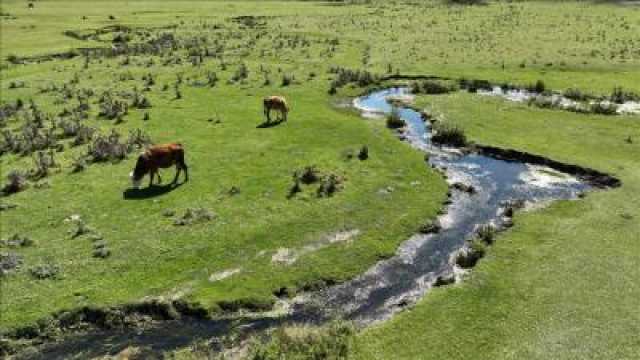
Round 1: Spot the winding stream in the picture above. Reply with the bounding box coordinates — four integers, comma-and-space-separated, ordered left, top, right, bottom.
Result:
18, 88, 600, 359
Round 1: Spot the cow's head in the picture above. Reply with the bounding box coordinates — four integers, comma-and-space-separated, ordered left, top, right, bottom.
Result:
130, 153, 148, 189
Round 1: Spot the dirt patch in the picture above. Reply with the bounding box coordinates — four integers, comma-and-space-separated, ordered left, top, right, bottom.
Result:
271, 229, 361, 266
209, 268, 241, 283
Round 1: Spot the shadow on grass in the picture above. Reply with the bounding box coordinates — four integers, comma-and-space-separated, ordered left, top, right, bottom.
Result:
122, 182, 185, 200
256, 118, 286, 128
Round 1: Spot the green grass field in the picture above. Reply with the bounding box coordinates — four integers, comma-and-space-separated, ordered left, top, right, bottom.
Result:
1, 0, 640, 358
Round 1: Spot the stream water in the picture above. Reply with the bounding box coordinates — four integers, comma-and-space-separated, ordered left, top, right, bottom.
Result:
19, 88, 595, 359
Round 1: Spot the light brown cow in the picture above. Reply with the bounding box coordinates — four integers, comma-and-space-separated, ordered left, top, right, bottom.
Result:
130, 143, 188, 189
263, 96, 289, 123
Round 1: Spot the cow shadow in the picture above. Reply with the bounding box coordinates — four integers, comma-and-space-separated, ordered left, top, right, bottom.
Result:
256, 118, 285, 128
122, 182, 184, 200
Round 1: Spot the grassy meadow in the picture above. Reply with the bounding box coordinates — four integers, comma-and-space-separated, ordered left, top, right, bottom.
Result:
1, 0, 639, 358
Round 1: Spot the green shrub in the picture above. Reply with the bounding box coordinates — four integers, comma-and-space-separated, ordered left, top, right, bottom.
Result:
386, 108, 405, 129
247, 321, 354, 360
455, 240, 486, 269
412, 80, 457, 95
431, 123, 467, 147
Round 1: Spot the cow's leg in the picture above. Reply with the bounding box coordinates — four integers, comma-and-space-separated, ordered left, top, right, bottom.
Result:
174, 152, 188, 184
148, 171, 155, 187
266, 108, 271, 123
172, 166, 180, 184
156, 171, 162, 184
283, 109, 288, 122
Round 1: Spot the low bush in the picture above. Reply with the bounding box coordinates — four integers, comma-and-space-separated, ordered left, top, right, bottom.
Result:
30, 150, 57, 179
131, 90, 152, 109
0, 252, 23, 277
455, 239, 486, 269
476, 224, 496, 245
610, 87, 640, 104
411, 80, 458, 95
317, 174, 343, 198
247, 321, 354, 360
358, 145, 369, 160
30, 261, 61, 280
459, 78, 492, 93
431, 123, 467, 147
295, 166, 321, 184
98, 92, 128, 120
87, 130, 128, 162
0, 234, 34, 248
2, 171, 28, 196
527, 80, 546, 94
386, 108, 405, 129
72, 124, 95, 146
231, 63, 249, 82
281, 73, 293, 87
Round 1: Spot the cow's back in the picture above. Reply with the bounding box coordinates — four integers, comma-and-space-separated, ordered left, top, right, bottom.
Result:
146, 143, 183, 168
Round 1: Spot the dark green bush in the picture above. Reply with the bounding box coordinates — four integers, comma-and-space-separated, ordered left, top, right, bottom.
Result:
386, 108, 405, 129
431, 123, 467, 147
247, 321, 354, 360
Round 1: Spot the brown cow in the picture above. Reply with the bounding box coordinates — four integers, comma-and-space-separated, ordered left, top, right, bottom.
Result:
130, 143, 188, 189
263, 96, 289, 123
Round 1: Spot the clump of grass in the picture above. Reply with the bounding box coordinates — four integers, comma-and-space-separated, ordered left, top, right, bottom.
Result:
431, 123, 467, 147
173, 207, 216, 226
30, 261, 61, 280
358, 145, 369, 160
386, 107, 405, 129
2, 170, 28, 195
87, 130, 128, 162
411, 80, 457, 95
206, 71, 218, 87
72, 124, 95, 146
419, 220, 442, 234
231, 63, 249, 82
131, 90, 151, 109
30, 150, 57, 179
281, 73, 293, 87
295, 166, 321, 185
0, 234, 35, 248
328, 66, 380, 90
92, 240, 111, 259
527, 80, 546, 94
610, 87, 639, 104
68, 216, 93, 238
0, 252, 23, 277
247, 321, 354, 360
455, 239, 486, 269
475, 224, 496, 245
288, 179, 302, 199
317, 174, 343, 198
459, 78, 492, 93
98, 92, 128, 120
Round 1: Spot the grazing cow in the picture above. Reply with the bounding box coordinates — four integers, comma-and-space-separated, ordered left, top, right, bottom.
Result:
130, 143, 188, 189
263, 96, 289, 123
